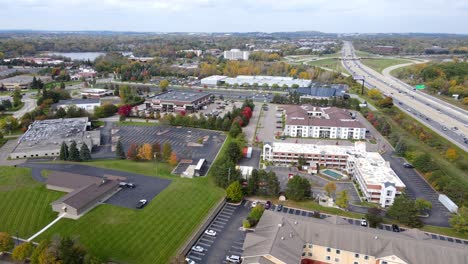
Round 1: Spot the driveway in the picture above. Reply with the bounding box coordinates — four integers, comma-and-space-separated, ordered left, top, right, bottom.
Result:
20, 162, 172, 209
92, 121, 114, 159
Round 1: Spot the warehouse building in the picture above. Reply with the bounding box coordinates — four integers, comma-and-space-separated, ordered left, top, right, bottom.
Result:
223, 49, 250, 60
242, 210, 467, 264
51, 98, 101, 113
9, 117, 100, 159
0, 75, 51, 90
200, 75, 312, 88
263, 142, 405, 207
295, 83, 348, 99
147, 90, 212, 113
80, 88, 113, 98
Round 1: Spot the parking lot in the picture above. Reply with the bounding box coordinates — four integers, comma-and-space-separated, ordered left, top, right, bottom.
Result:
186, 201, 250, 264
116, 125, 226, 167
259, 201, 468, 246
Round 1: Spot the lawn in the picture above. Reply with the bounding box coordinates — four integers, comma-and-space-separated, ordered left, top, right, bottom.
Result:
38, 160, 225, 264
361, 58, 412, 73
0, 166, 63, 238
307, 58, 349, 74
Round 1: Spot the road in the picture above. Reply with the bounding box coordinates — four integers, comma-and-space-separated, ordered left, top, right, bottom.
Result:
341, 41, 468, 151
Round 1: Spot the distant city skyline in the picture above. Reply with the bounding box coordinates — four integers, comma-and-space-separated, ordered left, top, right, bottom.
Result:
1, 0, 467, 34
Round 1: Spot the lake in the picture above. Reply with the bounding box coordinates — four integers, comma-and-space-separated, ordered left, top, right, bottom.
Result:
46, 52, 106, 61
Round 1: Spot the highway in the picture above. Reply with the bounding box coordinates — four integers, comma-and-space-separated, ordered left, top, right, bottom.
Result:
341, 41, 468, 151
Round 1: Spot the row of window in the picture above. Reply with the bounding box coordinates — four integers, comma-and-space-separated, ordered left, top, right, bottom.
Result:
15, 153, 58, 159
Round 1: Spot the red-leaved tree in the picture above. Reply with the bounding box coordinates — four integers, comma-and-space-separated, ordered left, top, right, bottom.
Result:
118, 105, 132, 117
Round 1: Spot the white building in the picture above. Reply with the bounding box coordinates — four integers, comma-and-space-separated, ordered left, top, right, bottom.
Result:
52, 98, 101, 113
224, 49, 250, 60
282, 105, 366, 140
200, 75, 228, 86
224, 75, 311, 88
80, 88, 113, 98
179, 49, 203, 57
263, 142, 405, 207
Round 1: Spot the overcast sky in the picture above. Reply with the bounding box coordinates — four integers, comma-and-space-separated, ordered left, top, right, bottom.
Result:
1, 0, 467, 33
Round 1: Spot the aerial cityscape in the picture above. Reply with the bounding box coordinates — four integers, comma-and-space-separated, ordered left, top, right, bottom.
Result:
0, 1, 467, 264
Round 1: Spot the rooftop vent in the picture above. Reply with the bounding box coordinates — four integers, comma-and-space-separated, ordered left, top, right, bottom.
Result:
294, 221, 298, 225
281, 237, 285, 240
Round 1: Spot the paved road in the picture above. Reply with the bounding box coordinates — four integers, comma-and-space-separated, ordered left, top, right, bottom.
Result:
342, 41, 467, 151
92, 121, 114, 159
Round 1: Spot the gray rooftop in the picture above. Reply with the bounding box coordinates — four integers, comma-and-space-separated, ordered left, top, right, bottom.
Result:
0, 74, 35, 84
242, 210, 468, 264
46, 171, 102, 190
53, 180, 119, 210
151, 90, 211, 103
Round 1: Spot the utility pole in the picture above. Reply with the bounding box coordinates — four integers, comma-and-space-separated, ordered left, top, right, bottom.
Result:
228, 167, 231, 184
361, 78, 365, 95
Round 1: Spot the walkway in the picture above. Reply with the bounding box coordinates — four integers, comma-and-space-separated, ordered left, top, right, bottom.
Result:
27, 214, 65, 241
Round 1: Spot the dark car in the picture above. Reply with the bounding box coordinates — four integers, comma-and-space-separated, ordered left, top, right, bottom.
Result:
276, 204, 283, 212
136, 199, 148, 209
392, 224, 400, 232
403, 163, 414, 168
265, 201, 271, 210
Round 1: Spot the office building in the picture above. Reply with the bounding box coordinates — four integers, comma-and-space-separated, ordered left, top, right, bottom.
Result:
224, 49, 250, 60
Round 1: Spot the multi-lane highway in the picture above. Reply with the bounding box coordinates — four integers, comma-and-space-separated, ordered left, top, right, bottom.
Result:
341, 41, 468, 151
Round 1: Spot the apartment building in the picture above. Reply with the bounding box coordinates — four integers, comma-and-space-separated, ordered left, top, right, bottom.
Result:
242, 210, 467, 264
263, 142, 405, 207
223, 49, 250, 60
282, 105, 366, 140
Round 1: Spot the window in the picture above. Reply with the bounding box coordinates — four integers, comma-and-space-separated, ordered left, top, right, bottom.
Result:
386, 190, 392, 196
302, 252, 306, 256
326, 256, 331, 261
308, 252, 312, 257
364, 256, 369, 260
303, 245, 307, 248
382, 262, 388, 264
354, 262, 359, 264
335, 258, 339, 262
336, 250, 340, 254
355, 254, 359, 258
327, 248, 331, 252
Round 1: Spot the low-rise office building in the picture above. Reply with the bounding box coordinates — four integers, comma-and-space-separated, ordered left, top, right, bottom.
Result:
224, 49, 250, 60
242, 210, 467, 264
52, 98, 100, 113
200, 75, 312, 88
263, 142, 405, 207
0, 75, 51, 90
80, 88, 113, 98
282, 105, 365, 140
148, 90, 212, 113
295, 83, 348, 99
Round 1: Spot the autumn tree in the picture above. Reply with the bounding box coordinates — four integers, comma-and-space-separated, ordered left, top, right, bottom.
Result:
152, 143, 162, 160
0, 232, 14, 253
12, 242, 34, 262
159, 79, 169, 92
367, 88, 382, 100
137, 143, 154, 161
335, 190, 349, 209
226, 181, 243, 203
168, 152, 178, 166
127, 143, 139, 161
449, 207, 468, 234
324, 182, 337, 197
162, 142, 172, 161
116, 140, 126, 159
445, 148, 459, 161
117, 104, 132, 117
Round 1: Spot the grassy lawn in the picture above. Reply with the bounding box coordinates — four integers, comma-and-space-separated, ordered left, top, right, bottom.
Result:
361, 58, 412, 73
307, 58, 349, 74
422, 225, 468, 240
0, 166, 63, 238
354, 50, 377, 57
116, 121, 159, 127
38, 160, 225, 264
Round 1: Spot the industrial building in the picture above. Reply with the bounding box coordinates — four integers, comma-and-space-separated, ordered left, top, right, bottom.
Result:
0, 75, 51, 90
200, 75, 312, 88
223, 49, 250, 60
263, 142, 405, 207
281, 105, 366, 140
147, 90, 212, 113
9, 117, 100, 159
52, 98, 101, 113
295, 83, 348, 99
80, 88, 113, 98
242, 210, 467, 264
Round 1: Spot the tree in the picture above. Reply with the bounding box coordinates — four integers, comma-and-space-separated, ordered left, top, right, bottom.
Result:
378, 96, 393, 108
117, 104, 132, 117
226, 181, 243, 202
387, 194, 422, 227
79, 143, 92, 161
449, 207, 468, 234
152, 143, 162, 160
2, 99, 12, 109
162, 142, 172, 161
285, 175, 311, 201
247, 205, 265, 226
229, 122, 242, 138
68, 141, 81, 161
55, 107, 67, 118
365, 207, 383, 228
127, 143, 138, 161
415, 198, 432, 214
116, 140, 126, 159
168, 152, 178, 166
59, 141, 69, 160
395, 138, 407, 156
367, 88, 382, 100
12, 89, 23, 107
413, 153, 438, 173
226, 141, 242, 162
60, 82, 66, 89
0, 232, 14, 253
30, 239, 50, 264
160, 79, 169, 92
265, 171, 280, 196
445, 148, 459, 161
247, 169, 259, 195
335, 190, 349, 209
12, 242, 34, 262
297, 155, 307, 169
137, 143, 154, 161
324, 182, 337, 197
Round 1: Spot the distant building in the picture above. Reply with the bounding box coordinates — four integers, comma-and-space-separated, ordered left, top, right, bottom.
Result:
127, 55, 154, 62
10, 117, 100, 159
200, 75, 229, 86
295, 83, 348, 99
71, 68, 97, 80
52, 98, 101, 113
281, 105, 366, 139
80, 88, 113, 98
205, 49, 222, 57
147, 90, 212, 113
242, 210, 467, 264
425, 46, 449, 54
263, 142, 405, 207
0, 75, 51, 90
179, 49, 203, 57
372, 45, 400, 55
223, 49, 250, 60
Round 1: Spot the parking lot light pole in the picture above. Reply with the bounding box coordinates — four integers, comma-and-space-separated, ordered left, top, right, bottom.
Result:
154, 153, 158, 177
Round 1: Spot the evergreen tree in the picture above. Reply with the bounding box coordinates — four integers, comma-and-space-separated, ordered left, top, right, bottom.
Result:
59, 141, 69, 160
116, 140, 126, 159
68, 141, 81, 161
79, 143, 92, 161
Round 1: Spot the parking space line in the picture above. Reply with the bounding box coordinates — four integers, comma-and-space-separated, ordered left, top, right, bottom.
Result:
215, 219, 228, 224
197, 242, 211, 247
220, 211, 233, 216
232, 245, 243, 250
211, 223, 224, 228
188, 255, 202, 261
210, 227, 222, 232
200, 238, 215, 243
191, 251, 205, 256
233, 241, 244, 245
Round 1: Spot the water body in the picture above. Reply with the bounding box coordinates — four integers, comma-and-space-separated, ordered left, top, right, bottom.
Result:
46, 52, 106, 61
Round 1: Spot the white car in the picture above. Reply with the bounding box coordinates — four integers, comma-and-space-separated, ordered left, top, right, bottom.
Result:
185, 258, 196, 264
226, 255, 241, 263
191, 246, 204, 253
204, 229, 217, 236
360, 218, 368, 227
251, 201, 258, 208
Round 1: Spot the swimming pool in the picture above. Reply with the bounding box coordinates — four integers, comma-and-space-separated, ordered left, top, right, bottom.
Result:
321, 169, 344, 179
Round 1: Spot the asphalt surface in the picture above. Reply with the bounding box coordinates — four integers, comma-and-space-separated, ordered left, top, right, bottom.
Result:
186, 201, 250, 264
92, 121, 114, 159
20, 162, 172, 209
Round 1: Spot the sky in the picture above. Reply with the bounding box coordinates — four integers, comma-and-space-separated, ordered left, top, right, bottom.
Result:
1, 0, 467, 34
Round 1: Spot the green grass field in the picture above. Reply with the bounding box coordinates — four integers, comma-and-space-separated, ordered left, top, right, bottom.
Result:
38, 160, 225, 263
307, 58, 349, 74
116, 121, 160, 127
0, 166, 63, 238
361, 58, 412, 73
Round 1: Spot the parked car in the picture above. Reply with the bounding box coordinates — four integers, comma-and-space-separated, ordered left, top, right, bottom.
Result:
265, 201, 271, 210
276, 204, 283, 212
360, 218, 368, 227
392, 224, 401, 232
403, 163, 414, 168
191, 245, 205, 252
185, 257, 196, 264
226, 255, 241, 263
204, 229, 217, 236
136, 199, 148, 209
251, 201, 258, 208
120, 182, 136, 188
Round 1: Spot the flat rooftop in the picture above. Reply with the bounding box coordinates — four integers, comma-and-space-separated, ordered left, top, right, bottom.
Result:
354, 152, 405, 188
223, 75, 311, 87
151, 90, 211, 103
268, 141, 355, 156
0, 74, 34, 84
